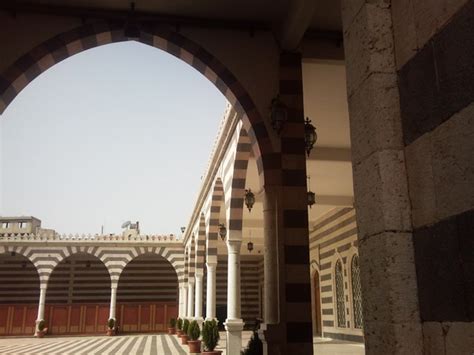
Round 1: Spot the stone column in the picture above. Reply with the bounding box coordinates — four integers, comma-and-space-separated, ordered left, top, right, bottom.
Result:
182, 285, 188, 318
187, 280, 195, 319
341, 1, 423, 353
194, 274, 204, 323
35, 283, 47, 334
205, 262, 217, 320
109, 284, 117, 320
178, 286, 185, 318
225, 239, 244, 355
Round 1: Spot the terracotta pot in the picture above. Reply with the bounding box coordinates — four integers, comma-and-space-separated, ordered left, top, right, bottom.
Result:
202, 351, 222, 355
168, 327, 176, 335
177, 330, 184, 337
181, 334, 189, 345
36, 330, 46, 338
106, 328, 115, 336
187, 340, 201, 353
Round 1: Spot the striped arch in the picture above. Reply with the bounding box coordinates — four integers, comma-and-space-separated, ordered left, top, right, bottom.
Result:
194, 213, 206, 276
0, 21, 273, 186
206, 178, 224, 265
227, 127, 252, 234
187, 237, 196, 284
0, 245, 39, 278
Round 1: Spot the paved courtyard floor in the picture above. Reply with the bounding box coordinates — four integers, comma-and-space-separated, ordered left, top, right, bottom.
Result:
0, 332, 365, 354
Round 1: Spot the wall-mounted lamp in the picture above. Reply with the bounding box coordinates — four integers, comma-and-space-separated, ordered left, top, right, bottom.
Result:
218, 223, 227, 241
244, 189, 255, 212
270, 95, 287, 134
180, 227, 186, 233
307, 176, 316, 208
304, 117, 317, 157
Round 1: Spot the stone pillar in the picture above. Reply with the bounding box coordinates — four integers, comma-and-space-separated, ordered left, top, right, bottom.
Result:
205, 262, 217, 320
225, 239, 244, 355
109, 284, 117, 320
187, 280, 195, 319
341, 0, 423, 353
35, 283, 47, 333
178, 286, 185, 318
194, 274, 204, 322
182, 285, 188, 318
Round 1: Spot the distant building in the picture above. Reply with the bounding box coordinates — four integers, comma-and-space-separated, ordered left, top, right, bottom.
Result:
0, 216, 55, 236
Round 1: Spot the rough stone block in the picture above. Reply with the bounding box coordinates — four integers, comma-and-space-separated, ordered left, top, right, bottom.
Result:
363, 320, 423, 354
340, 0, 364, 32
391, 0, 419, 69
405, 133, 437, 228
423, 322, 446, 355
444, 322, 474, 355
353, 150, 412, 239
431, 103, 474, 221
348, 73, 404, 164
343, 2, 396, 97
413, 0, 442, 49
358, 232, 420, 324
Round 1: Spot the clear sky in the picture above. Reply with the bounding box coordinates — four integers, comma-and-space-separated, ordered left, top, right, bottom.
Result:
0, 41, 227, 236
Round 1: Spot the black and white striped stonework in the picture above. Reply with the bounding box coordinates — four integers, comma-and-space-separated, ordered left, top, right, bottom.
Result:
0, 334, 187, 354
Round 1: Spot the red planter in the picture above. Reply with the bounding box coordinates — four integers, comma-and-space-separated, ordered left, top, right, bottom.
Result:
36, 330, 47, 338
188, 340, 201, 353
181, 334, 189, 344
177, 330, 184, 337
168, 327, 176, 335
202, 351, 222, 355
106, 328, 116, 336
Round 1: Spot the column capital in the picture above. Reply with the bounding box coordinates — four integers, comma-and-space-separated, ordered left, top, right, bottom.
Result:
226, 239, 242, 254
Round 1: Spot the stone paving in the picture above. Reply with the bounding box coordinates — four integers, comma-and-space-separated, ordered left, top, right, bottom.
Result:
0, 332, 365, 354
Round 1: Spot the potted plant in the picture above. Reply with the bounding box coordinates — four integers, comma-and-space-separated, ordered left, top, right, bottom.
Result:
181, 319, 190, 344
35, 319, 47, 338
177, 318, 184, 337
241, 331, 263, 355
106, 318, 116, 336
202, 319, 221, 355
187, 320, 201, 353
168, 318, 176, 335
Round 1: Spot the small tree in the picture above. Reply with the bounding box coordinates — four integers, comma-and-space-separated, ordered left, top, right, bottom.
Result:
202, 319, 220, 351
241, 331, 263, 355
187, 320, 201, 341
37, 320, 46, 332
177, 318, 183, 330
107, 318, 116, 330
182, 319, 190, 334
169, 318, 176, 328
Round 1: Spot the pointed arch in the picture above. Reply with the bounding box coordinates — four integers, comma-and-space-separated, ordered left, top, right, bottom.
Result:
206, 178, 224, 265
0, 21, 272, 186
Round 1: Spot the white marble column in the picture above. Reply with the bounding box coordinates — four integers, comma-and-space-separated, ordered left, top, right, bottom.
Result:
109, 285, 117, 320
187, 281, 195, 318
35, 283, 47, 334
205, 262, 217, 320
225, 239, 244, 355
178, 286, 185, 317
194, 274, 204, 322
182, 285, 188, 318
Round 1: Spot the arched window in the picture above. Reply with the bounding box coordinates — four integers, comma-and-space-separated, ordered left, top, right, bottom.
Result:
351, 255, 363, 329
335, 259, 346, 327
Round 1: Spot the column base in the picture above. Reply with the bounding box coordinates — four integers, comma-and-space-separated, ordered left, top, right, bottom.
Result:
225, 319, 244, 355
194, 317, 204, 328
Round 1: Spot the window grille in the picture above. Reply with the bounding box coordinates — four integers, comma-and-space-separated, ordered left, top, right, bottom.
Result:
351, 255, 363, 329
335, 260, 346, 327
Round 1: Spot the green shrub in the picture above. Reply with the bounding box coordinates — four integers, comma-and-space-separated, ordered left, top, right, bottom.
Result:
107, 318, 115, 330
169, 318, 176, 327
177, 318, 183, 330
182, 319, 190, 334
187, 320, 200, 341
241, 331, 263, 355
37, 319, 46, 332
202, 319, 219, 351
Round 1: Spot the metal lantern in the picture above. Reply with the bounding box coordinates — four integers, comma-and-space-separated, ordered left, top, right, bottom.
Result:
218, 223, 227, 241
244, 189, 255, 212
247, 241, 254, 252
307, 190, 316, 208
180, 227, 186, 233
270, 96, 287, 134
304, 117, 317, 157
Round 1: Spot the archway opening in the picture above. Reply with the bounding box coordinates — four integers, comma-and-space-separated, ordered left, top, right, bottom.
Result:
117, 253, 178, 333
0, 252, 39, 335
45, 253, 110, 335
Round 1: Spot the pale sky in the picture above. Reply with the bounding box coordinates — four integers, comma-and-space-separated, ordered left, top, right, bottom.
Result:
0, 41, 227, 236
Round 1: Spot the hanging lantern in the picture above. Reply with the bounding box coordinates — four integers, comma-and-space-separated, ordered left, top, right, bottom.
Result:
218, 223, 227, 241
307, 191, 316, 208
270, 95, 287, 134
180, 227, 186, 233
247, 241, 254, 252
244, 189, 255, 212
304, 117, 317, 157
